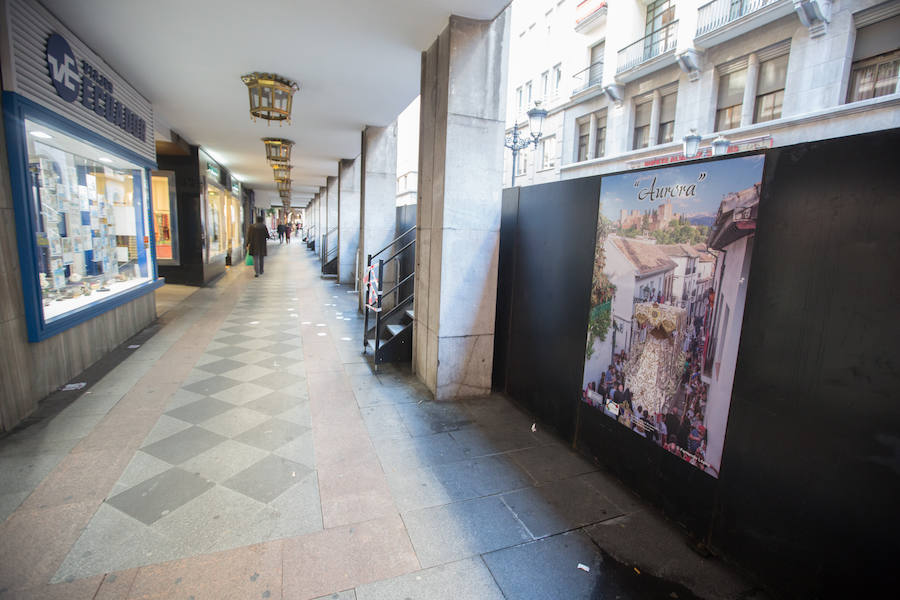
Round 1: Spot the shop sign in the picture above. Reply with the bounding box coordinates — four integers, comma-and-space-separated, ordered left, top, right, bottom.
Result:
626, 136, 773, 170
206, 162, 221, 180
45, 33, 147, 142
232, 181, 241, 196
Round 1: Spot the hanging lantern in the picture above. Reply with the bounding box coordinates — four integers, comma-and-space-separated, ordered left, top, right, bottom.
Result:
262, 138, 294, 163
272, 163, 293, 182
240, 73, 299, 123
277, 179, 292, 193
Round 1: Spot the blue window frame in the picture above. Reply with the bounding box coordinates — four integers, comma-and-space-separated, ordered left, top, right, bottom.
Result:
3, 92, 163, 342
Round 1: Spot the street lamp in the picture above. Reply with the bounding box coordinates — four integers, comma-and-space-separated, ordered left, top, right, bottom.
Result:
682, 128, 701, 159
505, 101, 548, 186
712, 135, 730, 156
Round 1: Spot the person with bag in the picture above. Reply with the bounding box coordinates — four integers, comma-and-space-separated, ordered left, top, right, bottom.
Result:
245, 216, 269, 277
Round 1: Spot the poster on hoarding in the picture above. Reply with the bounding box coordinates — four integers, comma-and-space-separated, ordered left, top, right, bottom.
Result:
580, 154, 765, 478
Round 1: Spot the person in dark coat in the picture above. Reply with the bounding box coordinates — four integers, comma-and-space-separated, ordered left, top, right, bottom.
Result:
245, 216, 269, 277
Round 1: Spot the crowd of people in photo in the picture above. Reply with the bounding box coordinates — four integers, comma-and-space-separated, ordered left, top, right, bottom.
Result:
582, 325, 717, 475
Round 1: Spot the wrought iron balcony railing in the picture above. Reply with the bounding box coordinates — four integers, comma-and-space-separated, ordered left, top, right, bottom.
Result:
572, 61, 604, 94
696, 0, 781, 36
617, 21, 679, 74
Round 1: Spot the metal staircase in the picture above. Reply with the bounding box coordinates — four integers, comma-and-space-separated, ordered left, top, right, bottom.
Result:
363, 226, 415, 368
322, 227, 338, 276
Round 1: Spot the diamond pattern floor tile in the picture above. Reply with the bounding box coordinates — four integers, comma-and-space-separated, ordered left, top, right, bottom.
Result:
106, 467, 214, 525
222, 455, 311, 504
141, 426, 227, 465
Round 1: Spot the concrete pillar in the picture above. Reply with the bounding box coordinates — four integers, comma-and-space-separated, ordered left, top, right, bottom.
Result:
326, 175, 339, 263
649, 89, 661, 146
414, 11, 509, 400
587, 112, 598, 160
338, 156, 361, 284
741, 53, 760, 128
318, 186, 327, 262
360, 123, 399, 311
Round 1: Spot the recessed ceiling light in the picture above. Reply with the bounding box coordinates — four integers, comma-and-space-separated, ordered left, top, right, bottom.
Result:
30, 131, 52, 139
98, 157, 113, 163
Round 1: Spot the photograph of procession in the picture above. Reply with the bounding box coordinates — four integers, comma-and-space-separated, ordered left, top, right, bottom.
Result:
581, 154, 765, 477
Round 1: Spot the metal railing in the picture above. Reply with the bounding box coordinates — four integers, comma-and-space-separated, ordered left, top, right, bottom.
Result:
696, 0, 780, 36
572, 61, 604, 94
363, 227, 416, 360
617, 21, 679, 74
324, 227, 338, 266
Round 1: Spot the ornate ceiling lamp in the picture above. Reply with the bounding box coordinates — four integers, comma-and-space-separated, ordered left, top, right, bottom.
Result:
241, 73, 299, 124
277, 179, 292, 194
262, 137, 294, 164
272, 163, 293, 182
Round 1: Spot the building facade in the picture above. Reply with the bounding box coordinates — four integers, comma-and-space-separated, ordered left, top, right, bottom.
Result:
505, 0, 900, 184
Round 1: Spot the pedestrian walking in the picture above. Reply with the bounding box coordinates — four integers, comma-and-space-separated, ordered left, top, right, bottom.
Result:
246, 216, 269, 277
285, 225, 291, 244
277, 223, 285, 244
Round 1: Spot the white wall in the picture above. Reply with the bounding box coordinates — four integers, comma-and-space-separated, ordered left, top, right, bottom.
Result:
705, 234, 753, 473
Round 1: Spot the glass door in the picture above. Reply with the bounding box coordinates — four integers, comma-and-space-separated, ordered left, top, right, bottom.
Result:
150, 171, 179, 264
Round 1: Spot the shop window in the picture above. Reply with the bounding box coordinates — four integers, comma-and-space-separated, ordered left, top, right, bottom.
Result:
577, 121, 590, 161
595, 110, 607, 158
753, 54, 788, 123
715, 68, 746, 131
658, 91, 677, 144
24, 119, 150, 323
540, 136, 557, 170
633, 99, 652, 150
151, 171, 178, 264
847, 14, 900, 103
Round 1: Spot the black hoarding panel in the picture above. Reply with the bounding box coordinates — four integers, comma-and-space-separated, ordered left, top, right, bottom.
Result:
714, 129, 900, 598
502, 176, 600, 441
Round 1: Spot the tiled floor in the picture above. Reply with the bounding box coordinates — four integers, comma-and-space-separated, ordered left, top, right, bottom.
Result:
0, 241, 761, 600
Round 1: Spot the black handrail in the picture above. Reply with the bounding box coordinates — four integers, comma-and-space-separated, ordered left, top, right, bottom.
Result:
382, 271, 415, 298
363, 227, 417, 369
371, 226, 415, 262
384, 239, 415, 265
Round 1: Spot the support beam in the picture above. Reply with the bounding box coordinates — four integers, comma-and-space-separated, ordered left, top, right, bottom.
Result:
414, 11, 510, 400
338, 157, 361, 285
360, 123, 398, 311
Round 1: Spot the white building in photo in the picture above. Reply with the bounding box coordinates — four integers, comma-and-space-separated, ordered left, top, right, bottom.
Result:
505, 0, 900, 186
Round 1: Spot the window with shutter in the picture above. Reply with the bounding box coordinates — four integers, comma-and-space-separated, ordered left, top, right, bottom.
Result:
633, 99, 652, 150
754, 54, 788, 123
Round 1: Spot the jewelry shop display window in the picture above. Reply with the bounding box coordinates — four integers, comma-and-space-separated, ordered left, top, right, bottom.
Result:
151, 170, 179, 264
5, 106, 162, 342
24, 118, 152, 321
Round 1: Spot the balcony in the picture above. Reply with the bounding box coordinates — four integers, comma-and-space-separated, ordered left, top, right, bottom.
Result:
695, 0, 795, 49
575, 0, 608, 33
616, 21, 679, 83
571, 61, 604, 97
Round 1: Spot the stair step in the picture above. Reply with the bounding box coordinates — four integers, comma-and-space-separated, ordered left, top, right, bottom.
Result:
405, 309, 414, 320
386, 323, 405, 337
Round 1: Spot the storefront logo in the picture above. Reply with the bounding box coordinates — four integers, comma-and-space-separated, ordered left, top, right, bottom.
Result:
44, 33, 147, 143
46, 33, 79, 103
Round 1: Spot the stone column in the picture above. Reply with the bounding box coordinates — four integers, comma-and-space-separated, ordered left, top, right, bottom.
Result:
414, 11, 509, 400
360, 123, 399, 311
318, 186, 327, 262
326, 175, 339, 264
649, 89, 662, 146
587, 112, 598, 160
741, 53, 760, 128
338, 156, 361, 285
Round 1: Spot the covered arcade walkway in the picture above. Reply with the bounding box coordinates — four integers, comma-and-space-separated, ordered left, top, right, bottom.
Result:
0, 242, 755, 599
